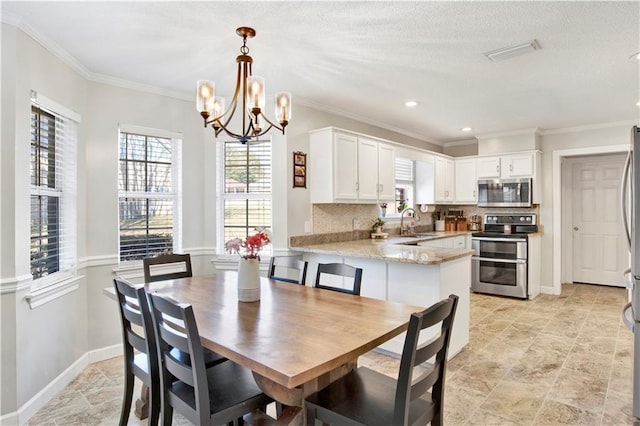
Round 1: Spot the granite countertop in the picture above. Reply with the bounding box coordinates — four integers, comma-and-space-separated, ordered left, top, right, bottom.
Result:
290, 232, 474, 266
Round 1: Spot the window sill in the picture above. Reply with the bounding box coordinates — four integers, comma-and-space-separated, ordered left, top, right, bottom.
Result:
26, 273, 83, 309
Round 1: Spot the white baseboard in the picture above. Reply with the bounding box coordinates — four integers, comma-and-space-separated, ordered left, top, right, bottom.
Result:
1, 344, 122, 425
540, 285, 557, 295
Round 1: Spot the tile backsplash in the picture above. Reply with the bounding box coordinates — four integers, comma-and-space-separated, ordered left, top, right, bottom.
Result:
310, 203, 541, 235
312, 204, 379, 233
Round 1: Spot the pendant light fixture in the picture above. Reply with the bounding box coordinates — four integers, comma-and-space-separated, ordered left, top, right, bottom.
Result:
196, 27, 291, 143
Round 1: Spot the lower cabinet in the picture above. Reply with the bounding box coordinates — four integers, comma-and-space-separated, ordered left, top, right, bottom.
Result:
417, 235, 470, 249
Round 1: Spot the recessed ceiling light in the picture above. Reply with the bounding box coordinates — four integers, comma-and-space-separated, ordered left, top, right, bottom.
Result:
629, 51, 640, 60
404, 101, 418, 107
484, 39, 540, 62
461, 127, 473, 132
636, 101, 640, 107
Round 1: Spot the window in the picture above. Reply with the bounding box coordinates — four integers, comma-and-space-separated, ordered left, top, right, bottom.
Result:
30, 100, 77, 281
118, 130, 182, 261
393, 158, 415, 215
219, 140, 271, 247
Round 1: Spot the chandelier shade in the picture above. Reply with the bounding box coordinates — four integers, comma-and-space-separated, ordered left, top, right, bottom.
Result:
196, 27, 291, 144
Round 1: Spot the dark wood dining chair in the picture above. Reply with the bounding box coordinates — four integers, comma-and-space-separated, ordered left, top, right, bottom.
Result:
143, 253, 192, 283
305, 294, 459, 426
314, 262, 363, 295
148, 292, 273, 425
268, 256, 308, 285
113, 278, 161, 426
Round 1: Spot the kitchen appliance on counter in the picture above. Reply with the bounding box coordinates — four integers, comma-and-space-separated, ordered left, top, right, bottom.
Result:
477, 178, 533, 208
469, 214, 482, 231
471, 214, 538, 299
620, 125, 640, 421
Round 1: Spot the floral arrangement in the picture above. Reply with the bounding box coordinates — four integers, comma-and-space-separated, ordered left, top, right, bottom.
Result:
225, 228, 271, 260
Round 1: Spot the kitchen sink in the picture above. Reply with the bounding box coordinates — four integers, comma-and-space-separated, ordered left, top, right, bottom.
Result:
398, 233, 438, 238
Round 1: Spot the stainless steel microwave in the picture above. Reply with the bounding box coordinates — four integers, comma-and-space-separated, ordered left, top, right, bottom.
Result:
477, 178, 532, 207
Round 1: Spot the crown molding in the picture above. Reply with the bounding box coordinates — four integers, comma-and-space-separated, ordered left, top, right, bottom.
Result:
443, 138, 478, 148
475, 128, 540, 140
539, 119, 638, 136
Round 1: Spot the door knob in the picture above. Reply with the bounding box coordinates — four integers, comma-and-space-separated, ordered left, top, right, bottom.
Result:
573, 226, 579, 231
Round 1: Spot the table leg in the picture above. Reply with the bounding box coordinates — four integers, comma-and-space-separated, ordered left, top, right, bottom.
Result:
252, 360, 357, 425
134, 383, 149, 420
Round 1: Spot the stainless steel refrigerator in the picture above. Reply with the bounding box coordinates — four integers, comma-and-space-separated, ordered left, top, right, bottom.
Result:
621, 125, 640, 421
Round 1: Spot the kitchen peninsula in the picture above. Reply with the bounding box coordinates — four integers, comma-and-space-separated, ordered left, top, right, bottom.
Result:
290, 232, 472, 357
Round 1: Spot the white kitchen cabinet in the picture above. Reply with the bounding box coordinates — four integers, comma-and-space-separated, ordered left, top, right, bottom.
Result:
454, 157, 477, 203
415, 158, 435, 205
476, 157, 501, 179
417, 235, 469, 249
333, 132, 359, 200
377, 143, 396, 201
502, 153, 534, 177
476, 152, 538, 179
434, 156, 455, 203
309, 128, 395, 203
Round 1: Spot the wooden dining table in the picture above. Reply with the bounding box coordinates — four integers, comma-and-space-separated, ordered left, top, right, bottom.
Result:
120, 271, 425, 424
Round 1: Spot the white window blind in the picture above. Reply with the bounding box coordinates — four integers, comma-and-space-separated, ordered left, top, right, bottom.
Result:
30, 97, 78, 281
118, 131, 182, 261
395, 157, 414, 181
219, 140, 272, 247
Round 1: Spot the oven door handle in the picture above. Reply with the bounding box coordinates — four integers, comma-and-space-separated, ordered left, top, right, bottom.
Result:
472, 237, 527, 243
472, 257, 527, 264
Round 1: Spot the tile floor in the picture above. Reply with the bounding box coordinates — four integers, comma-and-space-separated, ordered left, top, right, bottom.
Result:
28, 283, 633, 425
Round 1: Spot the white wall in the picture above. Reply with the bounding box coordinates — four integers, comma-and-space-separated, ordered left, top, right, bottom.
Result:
1, 22, 91, 419
539, 124, 633, 290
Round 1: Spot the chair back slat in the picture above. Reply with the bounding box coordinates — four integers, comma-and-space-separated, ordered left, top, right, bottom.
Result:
159, 321, 190, 354
268, 256, 308, 285
414, 333, 446, 366
314, 263, 362, 295
394, 294, 458, 425
164, 352, 196, 387
122, 302, 143, 326
143, 253, 192, 283
409, 361, 441, 401
126, 329, 147, 354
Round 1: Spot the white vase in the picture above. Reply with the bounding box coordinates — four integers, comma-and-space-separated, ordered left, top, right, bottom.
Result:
237, 257, 261, 302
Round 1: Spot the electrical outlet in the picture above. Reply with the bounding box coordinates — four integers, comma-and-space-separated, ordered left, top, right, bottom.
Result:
353, 218, 360, 230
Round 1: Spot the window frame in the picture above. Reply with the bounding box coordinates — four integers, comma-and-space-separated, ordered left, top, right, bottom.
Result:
117, 125, 183, 262
217, 138, 273, 255
386, 157, 415, 220
26, 91, 80, 307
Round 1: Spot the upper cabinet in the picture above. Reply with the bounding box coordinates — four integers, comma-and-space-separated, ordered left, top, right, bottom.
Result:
476, 152, 537, 179
454, 157, 477, 204
309, 128, 395, 204
434, 156, 455, 203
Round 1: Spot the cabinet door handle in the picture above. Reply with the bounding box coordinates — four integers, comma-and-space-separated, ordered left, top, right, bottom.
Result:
355, 182, 359, 191
473, 190, 476, 198
509, 163, 513, 172
496, 164, 499, 173
380, 183, 383, 192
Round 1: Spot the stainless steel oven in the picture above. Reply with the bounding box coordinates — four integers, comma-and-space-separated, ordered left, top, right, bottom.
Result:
471, 214, 537, 299
472, 236, 528, 298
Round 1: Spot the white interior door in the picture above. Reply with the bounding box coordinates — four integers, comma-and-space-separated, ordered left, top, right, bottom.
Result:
572, 155, 626, 286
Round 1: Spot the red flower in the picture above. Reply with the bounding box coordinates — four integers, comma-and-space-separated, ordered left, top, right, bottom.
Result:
225, 229, 271, 259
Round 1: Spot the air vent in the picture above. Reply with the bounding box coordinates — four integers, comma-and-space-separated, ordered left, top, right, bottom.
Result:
484, 40, 540, 62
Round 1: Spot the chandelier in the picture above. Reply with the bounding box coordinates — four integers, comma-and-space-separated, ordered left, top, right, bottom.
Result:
196, 27, 291, 144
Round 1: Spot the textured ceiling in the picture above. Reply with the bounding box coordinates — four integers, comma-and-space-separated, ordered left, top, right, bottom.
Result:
2, 1, 639, 144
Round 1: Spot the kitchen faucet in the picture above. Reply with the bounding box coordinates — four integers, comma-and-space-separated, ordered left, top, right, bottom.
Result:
400, 208, 420, 236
